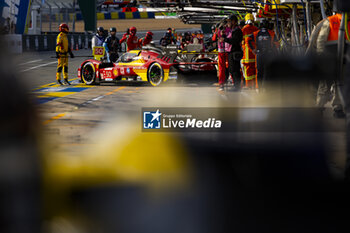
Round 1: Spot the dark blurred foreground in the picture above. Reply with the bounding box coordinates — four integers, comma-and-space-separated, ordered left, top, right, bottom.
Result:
0, 44, 350, 233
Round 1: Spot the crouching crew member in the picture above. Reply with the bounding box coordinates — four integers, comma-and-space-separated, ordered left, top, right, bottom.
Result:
104, 27, 120, 63
56, 23, 74, 85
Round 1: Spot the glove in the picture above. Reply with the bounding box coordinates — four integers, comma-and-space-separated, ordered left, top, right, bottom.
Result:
56, 52, 60, 59
70, 52, 74, 58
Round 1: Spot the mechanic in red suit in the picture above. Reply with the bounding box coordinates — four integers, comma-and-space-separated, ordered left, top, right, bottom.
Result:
139, 31, 154, 47
120, 27, 139, 52
121, 28, 130, 41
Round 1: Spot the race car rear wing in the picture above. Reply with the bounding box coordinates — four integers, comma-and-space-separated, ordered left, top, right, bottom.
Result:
162, 45, 178, 64
141, 44, 178, 63
141, 44, 217, 67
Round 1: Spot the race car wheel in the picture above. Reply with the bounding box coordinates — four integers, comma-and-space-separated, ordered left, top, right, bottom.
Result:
147, 62, 164, 86
81, 62, 97, 85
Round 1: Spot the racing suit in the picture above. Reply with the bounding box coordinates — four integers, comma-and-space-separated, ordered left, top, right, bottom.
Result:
103, 35, 120, 63
248, 28, 278, 89
139, 37, 152, 47
242, 24, 259, 88
218, 27, 232, 86
56, 31, 73, 82
160, 36, 175, 47
120, 34, 139, 52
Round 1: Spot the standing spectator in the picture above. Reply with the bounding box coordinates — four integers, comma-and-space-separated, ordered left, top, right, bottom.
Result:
219, 15, 243, 91
103, 27, 120, 63
92, 27, 106, 54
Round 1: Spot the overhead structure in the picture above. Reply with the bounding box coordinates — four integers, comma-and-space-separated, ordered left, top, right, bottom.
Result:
143, 0, 258, 24
137, 0, 331, 27
77, 0, 97, 32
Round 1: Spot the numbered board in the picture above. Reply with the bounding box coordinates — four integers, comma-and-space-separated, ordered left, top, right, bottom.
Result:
93, 46, 105, 61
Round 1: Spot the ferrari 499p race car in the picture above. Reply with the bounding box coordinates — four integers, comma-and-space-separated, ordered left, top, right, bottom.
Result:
176, 44, 217, 73
78, 45, 217, 86
78, 46, 179, 86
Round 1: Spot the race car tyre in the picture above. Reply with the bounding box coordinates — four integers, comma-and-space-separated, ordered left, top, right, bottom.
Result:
81, 62, 97, 85
147, 62, 164, 86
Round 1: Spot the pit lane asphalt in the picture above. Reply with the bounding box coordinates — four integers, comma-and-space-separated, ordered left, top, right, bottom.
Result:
13, 49, 225, 149
12, 50, 348, 179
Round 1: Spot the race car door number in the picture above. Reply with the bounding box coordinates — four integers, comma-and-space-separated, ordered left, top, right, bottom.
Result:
101, 69, 113, 79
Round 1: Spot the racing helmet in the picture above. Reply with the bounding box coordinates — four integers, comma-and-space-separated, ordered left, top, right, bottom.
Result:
110, 27, 117, 32
130, 27, 137, 35
59, 23, 69, 33
97, 26, 104, 32
245, 13, 254, 24
146, 31, 153, 38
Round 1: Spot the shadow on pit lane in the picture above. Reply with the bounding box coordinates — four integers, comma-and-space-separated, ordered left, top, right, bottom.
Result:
95, 72, 218, 87
176, 71, 217, 87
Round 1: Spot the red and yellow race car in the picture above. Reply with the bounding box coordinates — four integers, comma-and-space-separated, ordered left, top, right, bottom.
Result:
78, 46, 179, 86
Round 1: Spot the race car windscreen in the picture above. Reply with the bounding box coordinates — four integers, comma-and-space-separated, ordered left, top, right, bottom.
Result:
118, 52, 139, 63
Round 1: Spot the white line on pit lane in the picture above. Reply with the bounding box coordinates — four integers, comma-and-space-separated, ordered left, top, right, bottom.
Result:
20, 61, 57, 72
77, 95, 105, 108
18, 59, 43, 66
